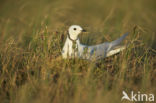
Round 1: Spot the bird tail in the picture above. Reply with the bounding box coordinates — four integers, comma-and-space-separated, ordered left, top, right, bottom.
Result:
106, 46, 126, 57
111, 32, 129, 47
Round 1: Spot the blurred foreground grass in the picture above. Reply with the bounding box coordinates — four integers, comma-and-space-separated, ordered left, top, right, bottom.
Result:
0, 0, 156, 103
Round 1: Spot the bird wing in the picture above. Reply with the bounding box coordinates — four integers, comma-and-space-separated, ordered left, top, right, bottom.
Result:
78, 42, 110, 59
106, 46, 126, 57
108, 32, 129, 51
78, 33, 129, 60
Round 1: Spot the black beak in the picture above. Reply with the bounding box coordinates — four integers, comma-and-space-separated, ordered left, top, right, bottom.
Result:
82, 29, 86, 32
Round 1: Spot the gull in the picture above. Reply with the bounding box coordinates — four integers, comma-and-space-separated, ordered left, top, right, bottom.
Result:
62, 25, 128, 60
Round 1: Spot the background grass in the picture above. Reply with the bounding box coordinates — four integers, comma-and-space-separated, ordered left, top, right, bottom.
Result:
0, 0, 156, 103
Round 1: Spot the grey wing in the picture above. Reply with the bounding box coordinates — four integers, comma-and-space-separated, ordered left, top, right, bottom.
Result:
78, 33, 128, 60
78, 42, 110, 59
109, 32, 129, 50
105, 32, 128, 54
89, 43, 110, 58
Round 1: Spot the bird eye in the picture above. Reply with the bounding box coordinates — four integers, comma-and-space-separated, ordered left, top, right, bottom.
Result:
73, 28, 77, 30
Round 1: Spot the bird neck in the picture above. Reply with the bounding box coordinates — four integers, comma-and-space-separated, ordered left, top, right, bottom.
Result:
67, 35, 78, 47
67, 32, 78, 42
66, 34, 80, 53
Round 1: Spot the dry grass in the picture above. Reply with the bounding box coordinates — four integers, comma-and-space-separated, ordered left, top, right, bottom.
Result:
0, 0, 156, 103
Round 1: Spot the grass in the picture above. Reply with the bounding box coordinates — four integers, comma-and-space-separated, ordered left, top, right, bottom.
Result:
0, 0, 156, 103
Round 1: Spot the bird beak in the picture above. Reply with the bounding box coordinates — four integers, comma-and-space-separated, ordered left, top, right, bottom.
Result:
82, 29, 86, 32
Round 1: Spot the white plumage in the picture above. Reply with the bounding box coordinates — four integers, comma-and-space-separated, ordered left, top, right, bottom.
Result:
62, 25, 128, 60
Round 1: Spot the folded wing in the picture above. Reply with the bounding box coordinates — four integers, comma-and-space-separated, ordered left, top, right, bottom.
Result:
78, 33, 128, 60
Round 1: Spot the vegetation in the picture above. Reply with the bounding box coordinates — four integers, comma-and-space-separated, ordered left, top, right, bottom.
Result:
0, 0, 155, 103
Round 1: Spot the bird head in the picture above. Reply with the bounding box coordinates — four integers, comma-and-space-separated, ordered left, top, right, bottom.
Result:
68, 25, 86, 40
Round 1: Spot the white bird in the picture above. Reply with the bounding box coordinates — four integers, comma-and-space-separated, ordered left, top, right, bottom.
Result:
62, 25, 128, 60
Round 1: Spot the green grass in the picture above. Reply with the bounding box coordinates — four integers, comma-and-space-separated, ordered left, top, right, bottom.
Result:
0, 0, 156, 103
